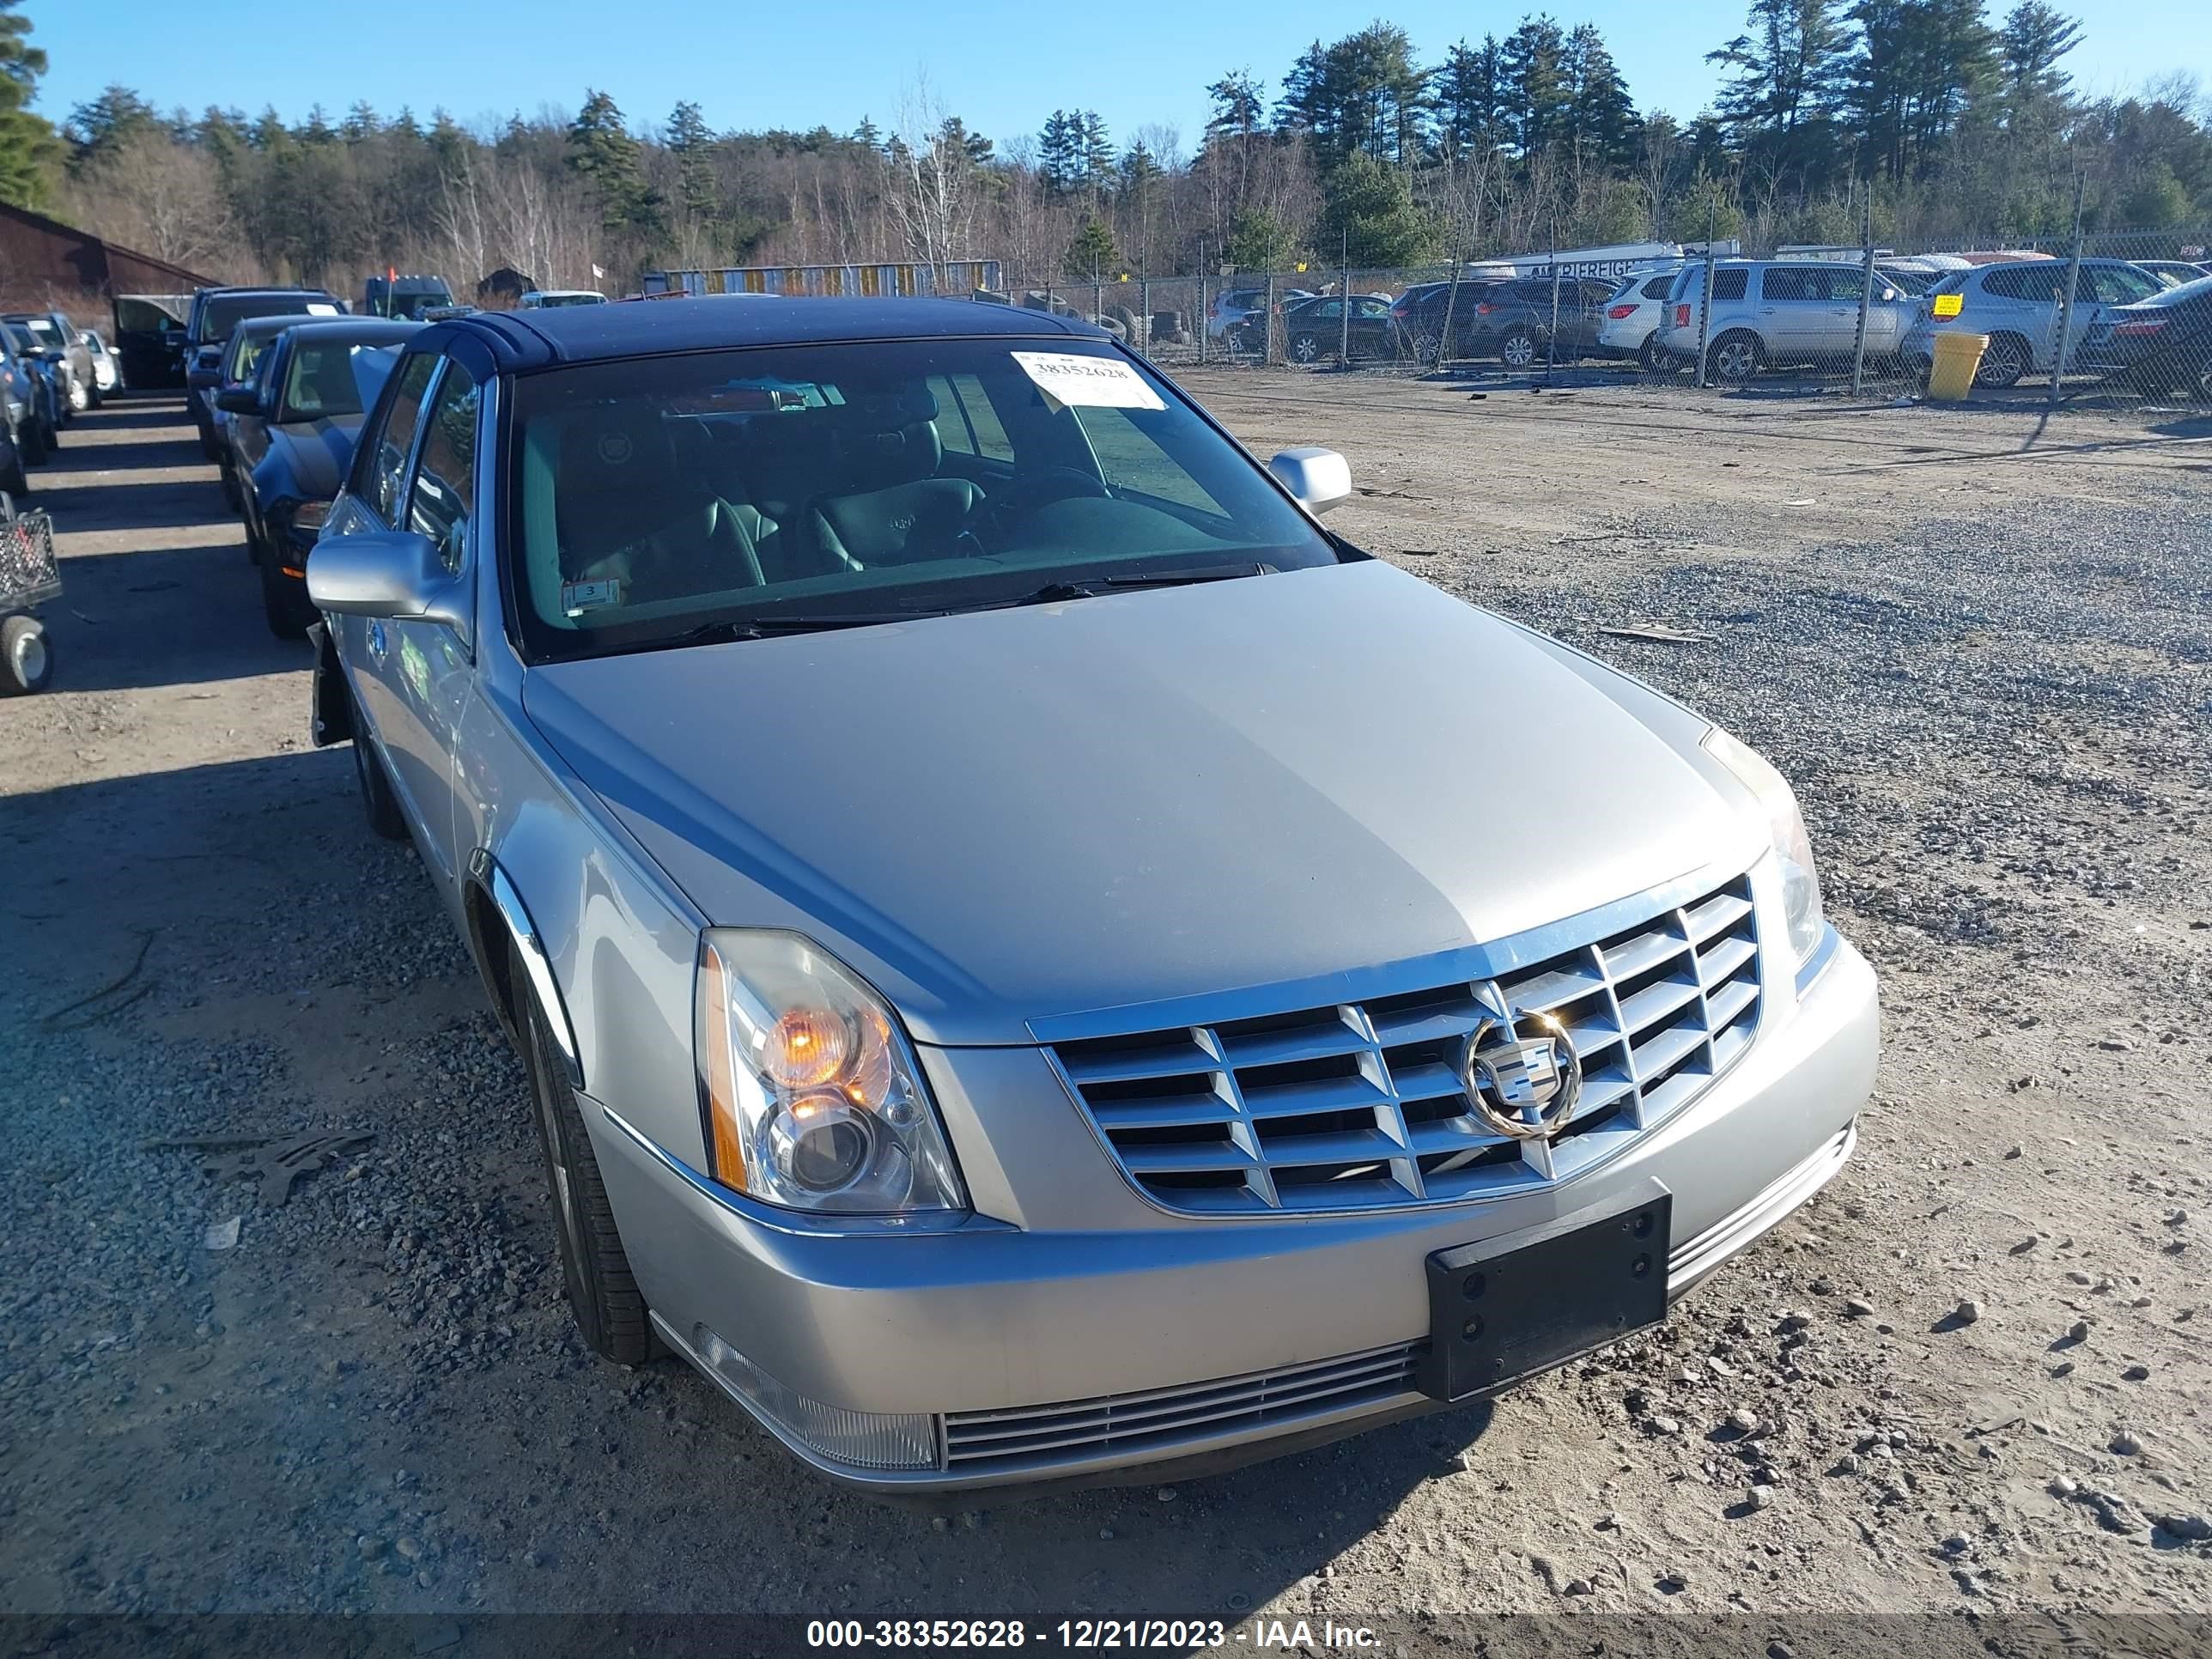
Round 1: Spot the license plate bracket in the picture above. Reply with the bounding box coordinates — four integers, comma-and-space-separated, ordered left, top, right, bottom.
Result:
1416, 1188, 1672, 1402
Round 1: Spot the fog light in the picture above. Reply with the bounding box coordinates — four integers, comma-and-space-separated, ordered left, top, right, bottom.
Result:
693, 1324, 939, 1471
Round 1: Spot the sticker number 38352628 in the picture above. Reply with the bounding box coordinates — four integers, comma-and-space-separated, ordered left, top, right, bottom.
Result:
1010, 351, 1167, 414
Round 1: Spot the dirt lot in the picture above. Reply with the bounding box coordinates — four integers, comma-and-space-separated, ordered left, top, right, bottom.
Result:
2, 375, 2208, 1641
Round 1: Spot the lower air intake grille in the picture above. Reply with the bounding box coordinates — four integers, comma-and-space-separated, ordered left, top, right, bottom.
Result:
941, 1344, 1422, 1472
1050, 873, 1763, 1215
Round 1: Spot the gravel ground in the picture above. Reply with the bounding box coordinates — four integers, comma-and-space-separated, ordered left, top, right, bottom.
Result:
0, 384, 2207, 1640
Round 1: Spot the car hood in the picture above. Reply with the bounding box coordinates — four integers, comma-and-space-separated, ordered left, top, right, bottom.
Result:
520, 560, 1760, 1045
265, 415, 364, 499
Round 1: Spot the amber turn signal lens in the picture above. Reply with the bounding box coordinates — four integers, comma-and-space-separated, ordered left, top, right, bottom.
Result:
699, 945, 748, 1191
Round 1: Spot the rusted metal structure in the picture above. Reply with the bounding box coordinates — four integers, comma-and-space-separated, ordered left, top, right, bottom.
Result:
0, 200, 216, 321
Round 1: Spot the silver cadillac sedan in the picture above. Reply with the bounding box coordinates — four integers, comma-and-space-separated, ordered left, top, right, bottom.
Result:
307, 297, 1879, 1492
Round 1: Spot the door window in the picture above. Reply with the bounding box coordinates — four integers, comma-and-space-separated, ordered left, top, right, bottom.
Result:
1983, 265, 2063, 303
405, 362, 480, 574
1760, 268, 1823, 302
361, 353, 439, 524
2088, 265, 2161, 304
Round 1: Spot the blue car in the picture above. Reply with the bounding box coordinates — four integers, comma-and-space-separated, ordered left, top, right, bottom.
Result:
216, 318, 421, 635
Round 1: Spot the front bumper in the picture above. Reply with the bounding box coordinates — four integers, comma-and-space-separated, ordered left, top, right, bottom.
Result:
591, 934, 1877, 1492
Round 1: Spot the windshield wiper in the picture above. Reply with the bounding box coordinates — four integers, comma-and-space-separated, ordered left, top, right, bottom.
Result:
1011, 563, 1276, 606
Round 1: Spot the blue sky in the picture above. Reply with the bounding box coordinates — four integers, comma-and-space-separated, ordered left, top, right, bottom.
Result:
32, 0, 2209, 155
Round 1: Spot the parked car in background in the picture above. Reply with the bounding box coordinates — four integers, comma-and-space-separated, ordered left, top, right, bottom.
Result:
1272, 293, 1395, 362
2, 323, 67, 449
210, 313, 359, 511
2133, 260, 2209, 289
1596, 267, 1686, 368
113, 294, 192, 390
302, 295, 1875, 1494
82, 329, 121, 395
184, 286, 347, 458
2077, 274, 2212, 402
0, 339, 42, 492
363, 273, 456, 319
218, 318, 420, 635
1394, 276, 1620, 369
1206, 286, 1273, 343
518, 289, 607, 308
1901, 258, 2166, 387
3, 313, 99, 411
1656, 261, 1914, 384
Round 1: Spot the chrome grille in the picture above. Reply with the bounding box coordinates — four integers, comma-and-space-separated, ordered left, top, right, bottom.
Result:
1051, 874, 1762, 1215
942, 1343, 1421, 1472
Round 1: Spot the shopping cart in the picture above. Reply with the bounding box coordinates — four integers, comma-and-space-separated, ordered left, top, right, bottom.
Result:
0, 495, 58, 694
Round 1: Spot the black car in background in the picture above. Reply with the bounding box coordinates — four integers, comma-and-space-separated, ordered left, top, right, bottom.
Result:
216, 318, 421, 636
1273, 294, 1397, 362
2079, 274, 2212, 402
1390, 276, 1620, 368
184, 286, 346, 459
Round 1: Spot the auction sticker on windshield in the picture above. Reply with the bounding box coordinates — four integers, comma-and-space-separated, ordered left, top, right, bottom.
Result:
1012, 351, 1165, 413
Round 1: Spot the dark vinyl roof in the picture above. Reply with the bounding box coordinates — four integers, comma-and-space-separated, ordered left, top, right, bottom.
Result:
420, 295, 1104, 373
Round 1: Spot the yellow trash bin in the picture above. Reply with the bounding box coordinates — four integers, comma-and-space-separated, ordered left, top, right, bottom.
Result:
1926, 331, 1990, 401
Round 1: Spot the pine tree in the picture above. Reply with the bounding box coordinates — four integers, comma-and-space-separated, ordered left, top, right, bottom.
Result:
1063, 215, 1121, 277
1437, 39, 1508, 160
667, 100, 720, 222
1205, 72, 1266, 140
1563, 24, 1640, 173
1999, 1, 2082, 124
0, 7, 57, 207
64, 85, 159, 173
1501, 17, 1570, 157
1317, 151, 1442, 265
568, 88, 660, 234
1038, 109, 1085, 197
1705, 0, 1854, 192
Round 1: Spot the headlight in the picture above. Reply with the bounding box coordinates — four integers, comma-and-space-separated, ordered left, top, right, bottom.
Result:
695, 931, 965, 1215
1702, 726, 1825, 965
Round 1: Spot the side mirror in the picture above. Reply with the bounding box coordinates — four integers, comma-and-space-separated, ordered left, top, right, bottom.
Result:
1267, 447, 1352, 516
216, 386, 261, 415
307, 529, 467, 631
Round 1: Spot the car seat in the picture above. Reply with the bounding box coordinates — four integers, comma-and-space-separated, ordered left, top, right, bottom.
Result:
555, 408, 766, 604
805, 382, 981, 568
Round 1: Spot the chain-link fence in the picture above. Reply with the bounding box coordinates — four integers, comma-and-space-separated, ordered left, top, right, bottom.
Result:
983, 226, 2212, 408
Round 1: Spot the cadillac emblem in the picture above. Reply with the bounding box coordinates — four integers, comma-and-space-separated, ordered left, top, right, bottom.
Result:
1462, 1010, 1583, 1140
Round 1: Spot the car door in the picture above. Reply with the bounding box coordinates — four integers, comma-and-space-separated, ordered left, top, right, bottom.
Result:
333, 350, 445, 854
384, 356, 483, 884
1350, 295, 1393, 356
1758, 266, 1828, 361
2069, 263, 2163, 369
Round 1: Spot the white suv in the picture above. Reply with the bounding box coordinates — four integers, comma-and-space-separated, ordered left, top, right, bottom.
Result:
1597, 267, 1686, 368
1900, 259, 2167, 388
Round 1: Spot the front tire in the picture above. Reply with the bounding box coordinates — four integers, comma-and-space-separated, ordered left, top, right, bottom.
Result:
1289, 332, 1322, 364
521, 988, 650, 1365
260, 556, 313, 639
349, 696, 409, 841
0, 613, 52, 694
1498, 326, 1540, 371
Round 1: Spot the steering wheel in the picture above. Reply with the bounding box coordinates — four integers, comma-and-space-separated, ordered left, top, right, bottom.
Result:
964, 465, 1110, 551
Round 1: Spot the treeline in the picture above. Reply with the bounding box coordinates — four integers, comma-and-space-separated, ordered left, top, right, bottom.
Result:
2, 2, 2207, 296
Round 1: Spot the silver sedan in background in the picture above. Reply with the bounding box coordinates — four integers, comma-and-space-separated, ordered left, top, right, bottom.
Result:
305, 296, 1879, 1492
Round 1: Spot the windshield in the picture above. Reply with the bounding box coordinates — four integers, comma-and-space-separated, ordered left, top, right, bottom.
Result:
509, 337, 1341, 661
16, 319, 59, 347
196, 294, 340, 344
283, 341, 398, 420
532, 293, 604, 308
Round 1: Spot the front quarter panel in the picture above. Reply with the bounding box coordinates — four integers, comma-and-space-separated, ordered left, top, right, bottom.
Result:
454, 394, 711, 1172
